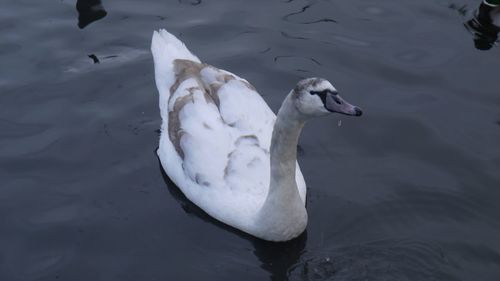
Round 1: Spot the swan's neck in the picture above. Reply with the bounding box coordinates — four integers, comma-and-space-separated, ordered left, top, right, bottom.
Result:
269, 95, 305, 204
255, 92, 308, 241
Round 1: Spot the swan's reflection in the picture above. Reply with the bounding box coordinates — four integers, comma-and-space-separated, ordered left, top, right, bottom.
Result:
465, 0, 500, 50
159, 163, 306, 281
76, 0, 107, 29
252, 233, 307, 281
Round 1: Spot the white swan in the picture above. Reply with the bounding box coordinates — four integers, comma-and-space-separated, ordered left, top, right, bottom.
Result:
151, 29, 362, 242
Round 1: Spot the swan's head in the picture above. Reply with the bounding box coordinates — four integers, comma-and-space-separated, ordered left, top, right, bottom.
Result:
293, 78, 362, 118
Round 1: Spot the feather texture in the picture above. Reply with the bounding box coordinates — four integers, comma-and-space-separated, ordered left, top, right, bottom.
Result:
151, 29, 306, 237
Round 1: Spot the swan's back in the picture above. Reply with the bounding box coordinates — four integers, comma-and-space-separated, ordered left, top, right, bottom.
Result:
151, 29, 306, 232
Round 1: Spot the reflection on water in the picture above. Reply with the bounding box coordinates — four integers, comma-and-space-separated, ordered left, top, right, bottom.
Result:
76, 0, 107, 29
160, 164, 306, 281
253, 236, 307, 281
159, 159, 474, 281
1, 0, 500, 280
465, 0, 500, 50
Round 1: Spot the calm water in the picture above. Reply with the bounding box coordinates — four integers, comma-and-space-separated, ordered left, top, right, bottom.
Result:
1, 0, 500, 280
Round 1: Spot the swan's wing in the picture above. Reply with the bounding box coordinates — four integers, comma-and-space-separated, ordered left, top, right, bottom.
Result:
158, 59, 306, 222
164, 60, 273, 184
197, 65, 307, 202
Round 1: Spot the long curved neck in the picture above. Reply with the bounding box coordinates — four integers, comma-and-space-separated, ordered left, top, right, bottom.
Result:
268, 95, 305, 202
255, 92, 308, 241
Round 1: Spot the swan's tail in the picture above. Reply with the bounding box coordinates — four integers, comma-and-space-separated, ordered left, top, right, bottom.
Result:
151, 29, 200, 96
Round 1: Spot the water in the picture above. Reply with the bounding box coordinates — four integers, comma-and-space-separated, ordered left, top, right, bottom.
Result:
1, 0, 500, 280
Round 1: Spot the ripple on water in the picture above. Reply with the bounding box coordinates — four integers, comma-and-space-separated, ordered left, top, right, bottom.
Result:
29, 204, 82, 225
283, 3, 337, 25
331, 34, 370, 47
1, 0, 500, 280
289, 239, 458, 281
21, 252, 67, 280
0, 127, 58, 158
64, 47, 149, 74
0, 119, 48, 139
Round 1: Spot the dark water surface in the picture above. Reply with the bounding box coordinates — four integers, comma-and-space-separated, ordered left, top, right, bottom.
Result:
1, 0, 500, 280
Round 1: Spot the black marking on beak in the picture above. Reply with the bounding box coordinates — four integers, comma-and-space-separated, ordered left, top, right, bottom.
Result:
309, 89, 338, 97
354, 107, 363, 116
310, 89, 338, 109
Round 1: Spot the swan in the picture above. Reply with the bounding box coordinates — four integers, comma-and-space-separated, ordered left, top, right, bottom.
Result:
151, 29, 362, 242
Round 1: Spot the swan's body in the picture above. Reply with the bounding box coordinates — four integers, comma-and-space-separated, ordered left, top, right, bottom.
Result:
151, 29, 361, 241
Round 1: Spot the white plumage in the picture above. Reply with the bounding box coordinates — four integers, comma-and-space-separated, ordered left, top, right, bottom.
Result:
151, 29, 362, 241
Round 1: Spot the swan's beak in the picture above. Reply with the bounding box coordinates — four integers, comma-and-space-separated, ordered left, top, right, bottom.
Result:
325, 93, 363, 116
